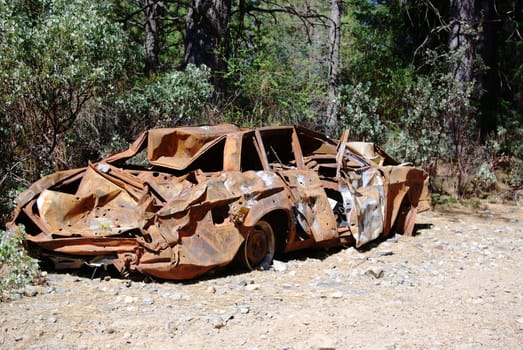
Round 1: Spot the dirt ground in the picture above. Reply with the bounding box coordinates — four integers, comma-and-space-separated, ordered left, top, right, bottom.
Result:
1, 201, 522, 350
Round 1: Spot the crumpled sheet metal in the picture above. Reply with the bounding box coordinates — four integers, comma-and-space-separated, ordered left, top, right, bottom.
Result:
20, 162, 289, 279
8, 124, 430, 280
339, 167, 386, 247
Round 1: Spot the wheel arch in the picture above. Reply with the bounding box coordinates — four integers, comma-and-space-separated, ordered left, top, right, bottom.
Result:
259, 210, 291, 254
242, 208, 291, 254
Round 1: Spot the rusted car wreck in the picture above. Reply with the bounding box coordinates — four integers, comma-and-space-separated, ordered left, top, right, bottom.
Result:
8, 124, 429, 280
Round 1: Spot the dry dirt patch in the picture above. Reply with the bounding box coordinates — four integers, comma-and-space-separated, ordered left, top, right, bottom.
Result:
1, 202, 522, 350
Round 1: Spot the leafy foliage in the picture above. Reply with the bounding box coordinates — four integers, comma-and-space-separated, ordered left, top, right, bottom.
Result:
116, 64, 214, 134
339, 82, 387, 144
0, 226, 40, 298
0, 0, 139, 180
223, 12, 327, 128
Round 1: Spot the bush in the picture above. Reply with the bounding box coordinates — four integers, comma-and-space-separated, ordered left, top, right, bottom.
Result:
0, 225, 40, 299
339, 82, 388, 144
116, 64, 214, 133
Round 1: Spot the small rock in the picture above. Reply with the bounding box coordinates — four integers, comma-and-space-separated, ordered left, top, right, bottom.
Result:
245, 284, 260, 291
45, 286, 56, 294
377, 250, 394, 256
221, 313, 234, 323
169, 293, 184, 300
179, 316, 193, 324
24, 285, 39, 297
211, 318, 226, 329
238, 280, 248, 287
324, 268, 341, 279
142, 297, 154, 305
365, 268, 384, 279
272, 260, 287, 272
330, 291, 344, 299
48, 317, 57, 324
206, 286, 216, 294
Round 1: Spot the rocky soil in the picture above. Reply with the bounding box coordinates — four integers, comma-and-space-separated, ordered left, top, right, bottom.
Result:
1, 202, 522, 350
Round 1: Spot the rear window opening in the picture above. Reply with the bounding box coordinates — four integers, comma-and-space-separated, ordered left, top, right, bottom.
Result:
259, 129, 296, 168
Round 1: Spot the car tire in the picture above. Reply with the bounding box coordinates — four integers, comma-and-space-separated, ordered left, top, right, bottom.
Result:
240, 220, 276, 271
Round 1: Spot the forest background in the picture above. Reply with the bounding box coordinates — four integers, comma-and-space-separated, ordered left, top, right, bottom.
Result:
0, 0, 521, 227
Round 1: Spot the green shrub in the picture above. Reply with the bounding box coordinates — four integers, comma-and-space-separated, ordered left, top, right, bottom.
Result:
339, 82, 388, 145
0, 225, 40, 299
116, 64, 213, 131
431, 193, 458, 210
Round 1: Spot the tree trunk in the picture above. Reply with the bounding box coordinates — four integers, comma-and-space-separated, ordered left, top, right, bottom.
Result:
326, 0, 341, 136
143, 0, 163, 75
449, 0, 476, 83
182, 0, 231, 72
477, 0, 500, 139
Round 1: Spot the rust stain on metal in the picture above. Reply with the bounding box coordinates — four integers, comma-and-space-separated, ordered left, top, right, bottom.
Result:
8, 125, 430, 280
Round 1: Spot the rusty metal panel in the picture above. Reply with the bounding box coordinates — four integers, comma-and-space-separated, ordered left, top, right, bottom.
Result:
279, 171, 338, 242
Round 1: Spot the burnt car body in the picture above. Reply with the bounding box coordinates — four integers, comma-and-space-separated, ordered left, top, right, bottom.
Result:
8, 124, 430, 280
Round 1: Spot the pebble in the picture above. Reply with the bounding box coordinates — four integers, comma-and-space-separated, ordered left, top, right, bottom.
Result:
365, 268, 384, 279
211, 318, 226, 329
24, 285, 39, 297
272, 260, 287, 272
142, 297, 154, 305
220, 313, 234, 323
377, 250, 394, 256
238, 280, 248, 287
330, 291, 344, 299
245, 284, 260, 291
167, 293, 186, 300
324, 268, 341, 279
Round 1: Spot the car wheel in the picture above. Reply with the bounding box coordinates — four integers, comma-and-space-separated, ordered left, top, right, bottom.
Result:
240, 220, 275, 271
